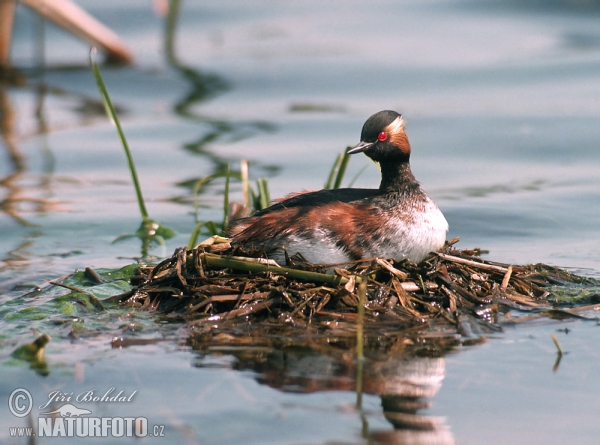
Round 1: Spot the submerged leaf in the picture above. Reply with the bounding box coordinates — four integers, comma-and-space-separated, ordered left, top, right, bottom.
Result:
12, 334, 51, 376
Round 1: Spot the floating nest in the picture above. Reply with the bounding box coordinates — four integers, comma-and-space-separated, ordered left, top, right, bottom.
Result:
112, 236, 599, 345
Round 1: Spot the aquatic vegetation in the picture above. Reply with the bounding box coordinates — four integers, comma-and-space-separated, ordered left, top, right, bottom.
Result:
89, 50, 362, 260
105, 237, 600, 351
10, 235, 595, 378
6, 48, 592, 382
68, 60, 600, 358
11, 333, 51, 376
90, 51, 176, 258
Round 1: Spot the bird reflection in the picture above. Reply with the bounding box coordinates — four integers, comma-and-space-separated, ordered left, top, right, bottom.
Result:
189, 327, 456, 444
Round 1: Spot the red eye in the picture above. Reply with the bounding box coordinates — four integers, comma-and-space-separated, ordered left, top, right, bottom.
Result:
377, 132, 387, 141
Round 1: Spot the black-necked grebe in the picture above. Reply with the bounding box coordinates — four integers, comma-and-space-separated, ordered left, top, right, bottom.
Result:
228, 110, 448, 266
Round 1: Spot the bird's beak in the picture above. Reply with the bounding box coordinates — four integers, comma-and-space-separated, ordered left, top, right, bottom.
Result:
347, 141, 373, 154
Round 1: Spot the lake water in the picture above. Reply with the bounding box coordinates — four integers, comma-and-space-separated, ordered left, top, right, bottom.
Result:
2, 1, 600, 443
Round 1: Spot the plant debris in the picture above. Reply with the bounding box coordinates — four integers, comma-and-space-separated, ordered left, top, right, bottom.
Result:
112, 236, 599, 344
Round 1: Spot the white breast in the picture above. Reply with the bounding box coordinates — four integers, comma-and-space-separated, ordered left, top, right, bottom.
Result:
367, 197, 448, 263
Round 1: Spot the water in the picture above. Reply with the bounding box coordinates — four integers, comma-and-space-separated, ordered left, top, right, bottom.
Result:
2, 1, 600, 443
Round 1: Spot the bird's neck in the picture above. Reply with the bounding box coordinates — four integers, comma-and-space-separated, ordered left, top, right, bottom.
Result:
378, 161, 417, 192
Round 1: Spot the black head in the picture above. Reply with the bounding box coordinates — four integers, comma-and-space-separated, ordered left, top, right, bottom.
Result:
348, 110, 411, 163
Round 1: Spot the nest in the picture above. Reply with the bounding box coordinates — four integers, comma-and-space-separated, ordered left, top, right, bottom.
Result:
112, 236, 596, 343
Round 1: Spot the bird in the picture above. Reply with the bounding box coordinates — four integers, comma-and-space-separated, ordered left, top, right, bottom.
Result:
227, 110, 448, 267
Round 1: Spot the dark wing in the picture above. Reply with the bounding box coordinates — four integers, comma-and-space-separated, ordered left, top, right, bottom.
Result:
252, 188, 379, 216
227, 188, 380, 239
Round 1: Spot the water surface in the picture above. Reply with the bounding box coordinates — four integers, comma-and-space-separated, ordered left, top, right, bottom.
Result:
2, 1, 600, 443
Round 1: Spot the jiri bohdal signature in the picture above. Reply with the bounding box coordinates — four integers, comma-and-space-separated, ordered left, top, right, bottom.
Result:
39, 388, 137, 410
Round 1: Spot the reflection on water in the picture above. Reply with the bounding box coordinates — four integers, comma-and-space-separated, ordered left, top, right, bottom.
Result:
1, 1, 277, 274
440, 179, 547, 200
189, 325, 456, 443
0, 80, 61, 227
165, 0, 277, 204
0, 63, 69, 285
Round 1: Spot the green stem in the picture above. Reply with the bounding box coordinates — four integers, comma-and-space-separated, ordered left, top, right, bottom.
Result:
89, 50, 149, 221
201, 252, 354, 286
325, 154, 343, 189
256, 178, 270, 210
164, 0, 181, 65
223, 164, 230, 231
355, 277, 366, 408
333, 148, 351, 189
356, 278, 366, 362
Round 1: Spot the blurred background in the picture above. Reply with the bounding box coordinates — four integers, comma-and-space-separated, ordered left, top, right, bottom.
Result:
1, 2, 600, 443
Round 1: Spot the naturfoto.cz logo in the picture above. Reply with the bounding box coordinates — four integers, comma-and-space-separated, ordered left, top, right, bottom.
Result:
8, 387, 166, 439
